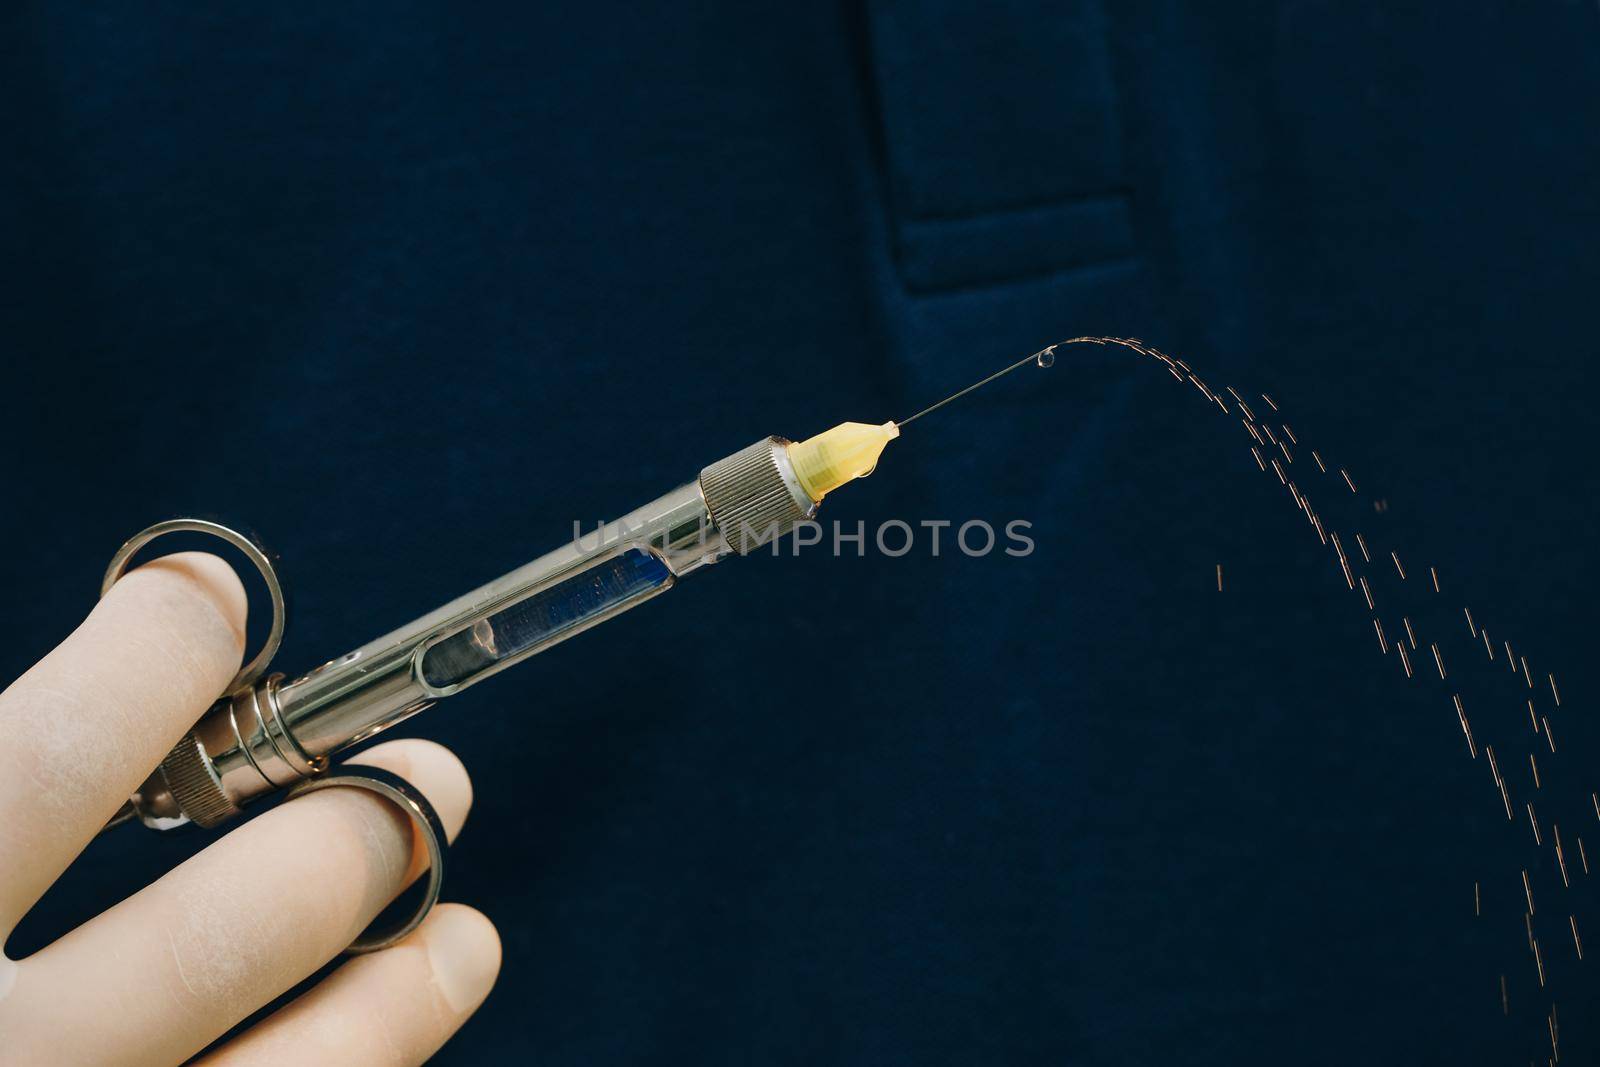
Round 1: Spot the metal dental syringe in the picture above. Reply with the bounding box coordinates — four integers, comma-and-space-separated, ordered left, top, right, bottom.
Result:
105, 342, 1056, 835
107, 421, 902, 831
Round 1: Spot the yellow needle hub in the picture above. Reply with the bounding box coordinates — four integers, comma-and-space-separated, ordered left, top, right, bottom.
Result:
782, 341, 1055, 504
787, 421, 900, 502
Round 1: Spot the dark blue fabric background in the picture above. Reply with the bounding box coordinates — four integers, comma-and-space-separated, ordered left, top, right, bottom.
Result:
4, 3, 1599, 1063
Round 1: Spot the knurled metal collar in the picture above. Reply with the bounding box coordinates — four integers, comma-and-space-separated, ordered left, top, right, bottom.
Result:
158, 730, 238, 828
699, 437, 815, 554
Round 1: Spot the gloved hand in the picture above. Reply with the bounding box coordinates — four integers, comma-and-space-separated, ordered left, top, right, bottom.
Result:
0, 553, 500, 1065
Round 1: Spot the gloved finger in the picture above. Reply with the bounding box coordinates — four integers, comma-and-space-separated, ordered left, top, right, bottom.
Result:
1, 740, 471, 1067
0, 552, 246, 939
191, 904, 501, 1067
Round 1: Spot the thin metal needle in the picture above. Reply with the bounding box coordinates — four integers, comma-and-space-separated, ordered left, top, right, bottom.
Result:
896, 347, 1054, 429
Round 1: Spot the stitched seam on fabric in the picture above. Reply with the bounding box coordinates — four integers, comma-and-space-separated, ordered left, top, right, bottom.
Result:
904, 254, 1140, 299
904, 188, 1133, 227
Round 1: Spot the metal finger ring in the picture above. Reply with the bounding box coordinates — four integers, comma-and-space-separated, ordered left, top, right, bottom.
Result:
100, 517, 287, 694
285, 765, 448, 954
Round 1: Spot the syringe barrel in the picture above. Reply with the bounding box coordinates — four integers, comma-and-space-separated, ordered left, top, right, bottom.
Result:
123, 437, 815, 830
275, 479, 719, 760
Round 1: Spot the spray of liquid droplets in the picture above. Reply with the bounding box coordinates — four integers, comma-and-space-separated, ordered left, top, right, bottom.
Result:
993, 335, 1590, 1061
